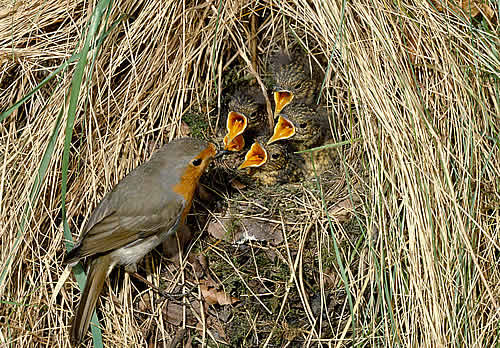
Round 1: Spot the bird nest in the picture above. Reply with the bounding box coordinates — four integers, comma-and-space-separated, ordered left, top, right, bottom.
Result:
142, 45, 369, 346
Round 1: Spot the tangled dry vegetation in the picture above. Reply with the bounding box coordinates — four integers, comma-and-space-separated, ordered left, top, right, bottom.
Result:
0, 0, 498, 347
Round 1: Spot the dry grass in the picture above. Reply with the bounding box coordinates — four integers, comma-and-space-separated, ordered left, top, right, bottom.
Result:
0, 0, 498, 347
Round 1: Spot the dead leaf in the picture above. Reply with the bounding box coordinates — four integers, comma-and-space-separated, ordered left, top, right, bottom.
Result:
207, 218, 230, 241
162, 302, 183, 325
188, 253, 208, 279
218, 306, 233, 322
199, 279, 239, 305
233, 219, 283, 245
179, 120, 191, 136
162, 297, 205, 326
195, 317, 229, 344
207, 214, 283, 245
328, 198, 354, 222
430, 0, 496, 23
230, 178, 246, 190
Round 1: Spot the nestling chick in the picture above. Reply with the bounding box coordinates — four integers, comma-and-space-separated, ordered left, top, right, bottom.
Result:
268, 104, 337, 175
268, 103, 327, 150
271, 49, 320, 114
223, 89, 267, 150
239, 135, 305, 186
228, 89, 267, 133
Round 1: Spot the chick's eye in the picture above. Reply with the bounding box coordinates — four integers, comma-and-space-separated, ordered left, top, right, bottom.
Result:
192, 158, 202, 166
299, 122, 308, 129
271, 153, 280, 159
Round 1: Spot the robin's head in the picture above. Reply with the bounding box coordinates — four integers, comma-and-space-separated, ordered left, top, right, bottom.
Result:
153, 138, 217, 193
268, 104, 325, 148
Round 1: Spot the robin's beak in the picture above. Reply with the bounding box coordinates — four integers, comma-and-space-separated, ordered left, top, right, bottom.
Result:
224, 111, 248, 147
238, 141, 268, 169
223, 134, 245, 152
267, 115, 296, 145
273, 89, 294, 115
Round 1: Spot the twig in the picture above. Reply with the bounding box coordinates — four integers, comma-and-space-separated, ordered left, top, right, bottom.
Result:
236, 47, 274, 131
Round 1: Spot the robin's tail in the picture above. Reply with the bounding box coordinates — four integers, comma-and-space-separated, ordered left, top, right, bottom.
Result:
70, 254, 113, 345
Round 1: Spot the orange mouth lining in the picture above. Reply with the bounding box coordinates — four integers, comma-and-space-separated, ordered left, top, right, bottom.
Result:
274, 90, 294, 115
223, 134, 245, 151
267, 115, 296, 144
238, 141, 268, 169
225, 111, 248, 145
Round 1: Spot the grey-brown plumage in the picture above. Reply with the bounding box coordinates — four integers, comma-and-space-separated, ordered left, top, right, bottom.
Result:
248, 135, 305, 186
227, 89, 267, 133
271, 48, 320, 111
278, 103, 328, 150
64, 138, 217, 345
276, 104, 337, 175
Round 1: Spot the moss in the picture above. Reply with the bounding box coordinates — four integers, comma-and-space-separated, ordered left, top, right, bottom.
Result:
182, 112, 208, 139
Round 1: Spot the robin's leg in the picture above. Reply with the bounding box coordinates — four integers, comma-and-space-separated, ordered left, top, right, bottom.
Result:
125, 263, 162, 293
126, 263, 193, 301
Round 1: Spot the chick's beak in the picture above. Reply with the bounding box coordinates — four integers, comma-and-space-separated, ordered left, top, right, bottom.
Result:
267, 115, 296, 145
273, 90, 294, 115
223, 134, 245, 152
225, 111, 248, 145
238, 141, 268, 170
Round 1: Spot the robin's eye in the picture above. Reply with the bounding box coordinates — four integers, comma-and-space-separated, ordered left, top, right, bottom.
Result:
192, 158, 202, 166
271, 153, 280, 160
299, 123, 308, 129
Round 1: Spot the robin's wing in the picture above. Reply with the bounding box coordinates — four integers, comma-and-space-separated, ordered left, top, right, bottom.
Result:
65, 198, 185, 263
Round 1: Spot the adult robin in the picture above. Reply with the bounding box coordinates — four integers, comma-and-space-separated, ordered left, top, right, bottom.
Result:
271, 49, 319, 115
64, 137, 219, 345
223, 89, 267, 149
267, 104, 337, 175
239, 135, 305, 185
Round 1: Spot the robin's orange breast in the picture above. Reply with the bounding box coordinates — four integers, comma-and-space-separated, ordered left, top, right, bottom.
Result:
173, 143, 217, 222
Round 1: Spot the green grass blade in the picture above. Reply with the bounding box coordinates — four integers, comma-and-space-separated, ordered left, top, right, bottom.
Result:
294, 138, 361, 154
309, 152, 356, 338
60, 1, 113, 346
